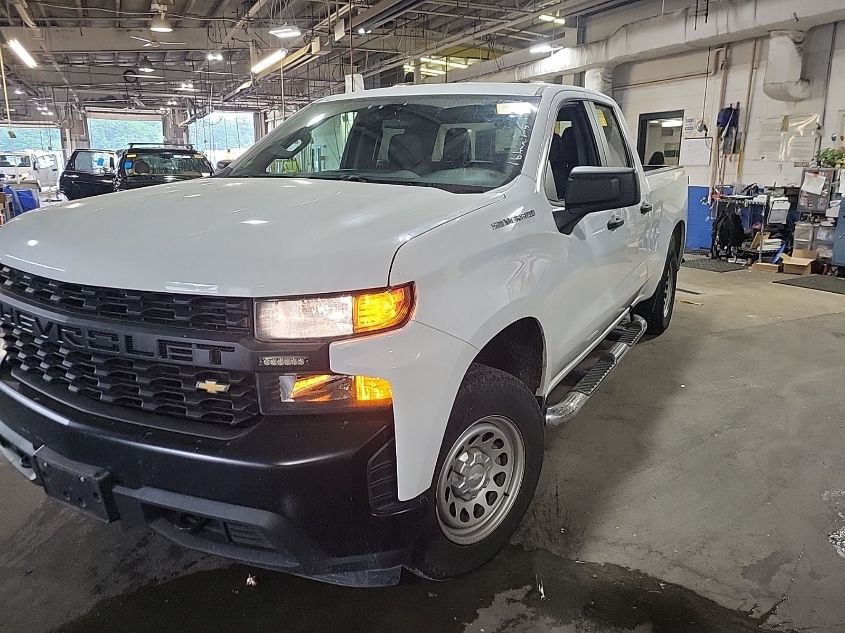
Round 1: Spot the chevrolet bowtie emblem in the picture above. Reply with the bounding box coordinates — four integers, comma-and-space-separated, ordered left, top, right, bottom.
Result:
196, 379, 230, 394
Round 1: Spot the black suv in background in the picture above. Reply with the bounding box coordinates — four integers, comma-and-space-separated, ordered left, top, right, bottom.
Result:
58, 149, 117, 200
58, 144, 213, 200
113, 144, 214, 191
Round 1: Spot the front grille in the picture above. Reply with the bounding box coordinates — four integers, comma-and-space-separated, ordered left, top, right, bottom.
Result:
2, 322, 259, 426
0, 264, 251, 333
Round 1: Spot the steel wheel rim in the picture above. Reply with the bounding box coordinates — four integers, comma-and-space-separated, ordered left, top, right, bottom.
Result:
436, 415, 526, 545
663, 264, 675, 319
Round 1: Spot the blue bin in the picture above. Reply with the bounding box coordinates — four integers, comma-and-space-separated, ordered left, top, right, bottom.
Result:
3, 185, 40, 217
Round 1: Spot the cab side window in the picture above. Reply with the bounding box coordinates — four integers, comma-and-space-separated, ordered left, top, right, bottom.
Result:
591, 103, 632, 168
545, 102, 600, 203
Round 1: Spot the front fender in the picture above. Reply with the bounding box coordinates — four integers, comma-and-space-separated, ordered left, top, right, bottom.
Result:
329, 320, 478, 501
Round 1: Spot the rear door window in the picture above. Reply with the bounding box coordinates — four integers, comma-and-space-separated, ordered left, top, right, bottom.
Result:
69, 151, 114, 174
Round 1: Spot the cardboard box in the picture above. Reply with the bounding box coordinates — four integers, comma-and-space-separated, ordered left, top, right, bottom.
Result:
779, 249, 817, 275
749, 231, 771, 252
751, 262, 782, 272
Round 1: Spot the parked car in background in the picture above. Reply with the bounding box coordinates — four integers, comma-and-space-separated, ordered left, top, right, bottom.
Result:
59, 149, 117, 200
113, 144, 213, 191
0, 150, 62, 190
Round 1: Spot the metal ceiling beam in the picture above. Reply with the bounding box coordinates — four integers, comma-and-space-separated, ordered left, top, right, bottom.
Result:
361, 0, 569, 77
0, 27, 252, 53
220, 0, 274, 48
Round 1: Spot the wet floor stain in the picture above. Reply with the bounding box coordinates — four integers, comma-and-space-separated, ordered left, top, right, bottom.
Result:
55, 547, 791, 633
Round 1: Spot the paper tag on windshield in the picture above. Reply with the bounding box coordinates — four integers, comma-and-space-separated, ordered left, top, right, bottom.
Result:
596, 108, 608, 126
496, 102, 534, 115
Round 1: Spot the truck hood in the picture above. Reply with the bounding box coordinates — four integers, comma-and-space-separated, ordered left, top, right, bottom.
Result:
0, 177, 495, 297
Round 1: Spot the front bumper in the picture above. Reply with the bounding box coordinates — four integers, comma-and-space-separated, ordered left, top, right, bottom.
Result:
0, 366, 426, 587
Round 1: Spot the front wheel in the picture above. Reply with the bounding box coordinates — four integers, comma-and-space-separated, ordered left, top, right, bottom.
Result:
634, 244, 679, 335
409, 364, 544, 580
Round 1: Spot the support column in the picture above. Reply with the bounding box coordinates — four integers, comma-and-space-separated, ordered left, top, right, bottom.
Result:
66, 109, 89, 151
584, 67, 613, 95
163, 113, 187, 145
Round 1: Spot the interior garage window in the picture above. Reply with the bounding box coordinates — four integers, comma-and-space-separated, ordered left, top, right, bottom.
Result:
636, 110, 684, 169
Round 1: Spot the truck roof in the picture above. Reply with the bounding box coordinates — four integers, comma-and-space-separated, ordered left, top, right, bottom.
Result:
317, 81, 607, 104
318, 82, 549, 102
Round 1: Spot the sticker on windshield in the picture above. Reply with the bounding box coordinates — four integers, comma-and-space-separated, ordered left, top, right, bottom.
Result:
596, 108, 608, 127
496, 102, 535, 115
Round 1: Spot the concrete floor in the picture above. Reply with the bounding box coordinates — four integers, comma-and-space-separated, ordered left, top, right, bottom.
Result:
2, 266, 845, 632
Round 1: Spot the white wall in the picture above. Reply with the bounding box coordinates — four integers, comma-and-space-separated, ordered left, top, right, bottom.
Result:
609, 20, 845, 187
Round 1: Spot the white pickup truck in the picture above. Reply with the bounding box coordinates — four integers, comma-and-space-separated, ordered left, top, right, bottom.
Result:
0, 83, 686, 586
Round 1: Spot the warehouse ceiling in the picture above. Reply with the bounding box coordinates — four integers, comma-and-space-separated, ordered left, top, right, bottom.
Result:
0, 0, 640, 124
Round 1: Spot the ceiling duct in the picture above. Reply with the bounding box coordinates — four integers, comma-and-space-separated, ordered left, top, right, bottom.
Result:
762, 31, 811, 101
430, 0, 845, 85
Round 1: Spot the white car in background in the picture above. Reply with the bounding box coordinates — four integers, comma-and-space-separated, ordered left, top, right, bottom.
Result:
0, 150, 62, 190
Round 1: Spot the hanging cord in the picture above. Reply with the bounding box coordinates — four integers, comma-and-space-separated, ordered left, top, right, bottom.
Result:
0, 43, 14, 136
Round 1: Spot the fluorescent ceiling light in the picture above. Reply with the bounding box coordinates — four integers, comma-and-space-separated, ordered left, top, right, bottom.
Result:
530, 43, 560, 54
357, 27, 372, 34
7, 39, 37, 68
403, 64, 446, 76
539, 14, 566, 25
420, 56, 468, 69
206, 51, 223, 61
13, 87, 23, 95
176, 81, 195, 91
661, 119, 683, 127
150, 14, 173, 33
251, 48, 287, 74
268, 24, 301, 39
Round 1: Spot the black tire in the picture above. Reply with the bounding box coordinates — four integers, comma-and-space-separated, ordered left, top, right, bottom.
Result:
634, 243, 679, 335
408, 364, 544, 580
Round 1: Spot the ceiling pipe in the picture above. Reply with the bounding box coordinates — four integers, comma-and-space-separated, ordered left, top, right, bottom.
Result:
9, 1, 37, 28
762, 31, 811, 101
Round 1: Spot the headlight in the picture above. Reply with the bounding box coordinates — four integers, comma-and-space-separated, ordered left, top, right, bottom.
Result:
258, 373, 392, 413
255, 284, 414, 340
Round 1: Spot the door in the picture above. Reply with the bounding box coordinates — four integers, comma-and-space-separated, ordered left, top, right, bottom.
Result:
539, 99, 631, 378
33, 154, 59, 189
60, 150, 116, 199
587, 101, 651, 307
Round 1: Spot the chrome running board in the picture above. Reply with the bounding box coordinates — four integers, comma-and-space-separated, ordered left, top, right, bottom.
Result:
545, 314, 647, 428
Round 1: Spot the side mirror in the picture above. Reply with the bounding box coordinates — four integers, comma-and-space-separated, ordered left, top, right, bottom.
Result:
216, 160, 232, 170
555, 166, 640, 233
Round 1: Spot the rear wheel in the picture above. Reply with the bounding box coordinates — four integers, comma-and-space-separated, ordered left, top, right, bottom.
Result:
409, 364, 543, 580
634, 244, 679, 335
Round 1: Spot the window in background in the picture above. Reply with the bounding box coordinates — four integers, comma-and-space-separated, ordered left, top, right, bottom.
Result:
636, 110, 684, 169
88, 118, 164, 151
187, 111, 255, 167
0, 127, 62, 152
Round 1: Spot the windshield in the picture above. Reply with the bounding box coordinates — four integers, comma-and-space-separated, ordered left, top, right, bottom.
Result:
224, 95, 540, 193
123, 152, 212, 177
0, 154, 30, 168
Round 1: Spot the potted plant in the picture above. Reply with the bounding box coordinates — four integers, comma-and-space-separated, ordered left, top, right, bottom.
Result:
817, 147, 845, 168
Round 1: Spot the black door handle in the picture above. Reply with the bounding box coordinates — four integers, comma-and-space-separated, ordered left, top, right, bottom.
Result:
607, 218, 625, 230
640, 202, 653, 214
